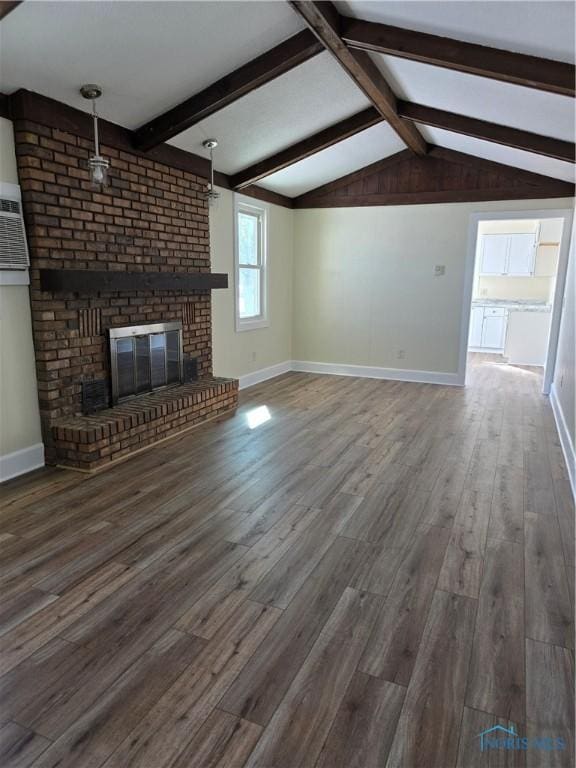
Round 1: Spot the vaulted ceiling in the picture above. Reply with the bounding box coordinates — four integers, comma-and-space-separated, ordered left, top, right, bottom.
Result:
1, 0, 574, 200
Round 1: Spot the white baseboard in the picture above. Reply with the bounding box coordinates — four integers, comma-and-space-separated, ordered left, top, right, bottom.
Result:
0, 442, 45, 483
469, 347, 504, 354
291, 360, 461, 386
550, 383, 576, 499
507, 360, 545, 368
239, 360, 461, 390
238, 360, 292, 390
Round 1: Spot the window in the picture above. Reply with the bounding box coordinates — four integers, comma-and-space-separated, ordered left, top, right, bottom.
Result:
235, 196, 268, 331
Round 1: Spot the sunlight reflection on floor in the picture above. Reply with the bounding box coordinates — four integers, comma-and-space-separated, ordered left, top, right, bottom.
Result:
246, 405, 272, 429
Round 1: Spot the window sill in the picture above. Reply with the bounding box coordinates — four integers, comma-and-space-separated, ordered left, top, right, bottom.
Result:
236, 317, 270, 333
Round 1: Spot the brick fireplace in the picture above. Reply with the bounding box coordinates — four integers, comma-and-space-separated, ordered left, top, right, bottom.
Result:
13, 101, 238, 471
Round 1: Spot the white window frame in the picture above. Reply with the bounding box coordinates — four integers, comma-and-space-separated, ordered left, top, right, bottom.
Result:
234, 194, 269, 332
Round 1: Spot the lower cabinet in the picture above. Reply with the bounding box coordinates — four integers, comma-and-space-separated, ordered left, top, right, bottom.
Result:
504, 311, 551, 366
469, 307, 484, 348
469, 306, 508, 351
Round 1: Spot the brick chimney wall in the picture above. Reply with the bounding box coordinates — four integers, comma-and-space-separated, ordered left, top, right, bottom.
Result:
14, 118, 215, 459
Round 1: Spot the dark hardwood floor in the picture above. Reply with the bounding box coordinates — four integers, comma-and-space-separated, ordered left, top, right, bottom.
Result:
0, 354, 573, 768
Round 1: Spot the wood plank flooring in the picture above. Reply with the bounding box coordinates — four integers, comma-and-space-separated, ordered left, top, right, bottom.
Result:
0, 353, 573, 768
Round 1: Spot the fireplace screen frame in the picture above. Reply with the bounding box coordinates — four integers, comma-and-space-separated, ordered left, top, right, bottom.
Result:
109, 321, 184, 404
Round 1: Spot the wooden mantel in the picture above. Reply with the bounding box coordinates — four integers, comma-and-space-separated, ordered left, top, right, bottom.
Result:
39, 269, 228, 295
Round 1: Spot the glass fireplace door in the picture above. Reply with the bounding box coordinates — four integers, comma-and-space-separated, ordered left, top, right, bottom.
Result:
109, 322, 183, 403
135, 335, 151, 394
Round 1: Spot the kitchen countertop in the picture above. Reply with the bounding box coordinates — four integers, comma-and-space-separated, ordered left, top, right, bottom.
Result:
471, 299, 552, 313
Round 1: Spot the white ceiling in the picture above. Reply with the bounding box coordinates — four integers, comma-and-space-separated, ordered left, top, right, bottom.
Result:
168, 52, 370, 174
0, 1, 574, 198
259, 122, 405, 196
0, 1, 304, 127
420, 127, 576, 183
336, 1, 575, 62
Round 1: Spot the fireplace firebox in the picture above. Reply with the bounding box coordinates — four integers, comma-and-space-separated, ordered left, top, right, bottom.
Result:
109, 322, 183, 404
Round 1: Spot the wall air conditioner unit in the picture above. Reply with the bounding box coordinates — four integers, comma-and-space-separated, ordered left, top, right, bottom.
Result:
0, 182, 30, 270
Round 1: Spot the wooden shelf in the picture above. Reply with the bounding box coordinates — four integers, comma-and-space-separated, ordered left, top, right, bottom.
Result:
39, 269, 228, 295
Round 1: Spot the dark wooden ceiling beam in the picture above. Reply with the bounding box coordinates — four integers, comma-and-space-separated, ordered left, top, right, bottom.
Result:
288, 1, 427, 155
295, 185, 575, 209
341, 16, 575, 97
0, 1, 23, 21
398, 101, 575, 163
231, 107, 383, 188
133, 29, 323, 151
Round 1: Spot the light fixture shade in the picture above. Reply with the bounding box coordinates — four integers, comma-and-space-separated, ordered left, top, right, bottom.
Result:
88, 156, 110, 189
206, 187, 220, 207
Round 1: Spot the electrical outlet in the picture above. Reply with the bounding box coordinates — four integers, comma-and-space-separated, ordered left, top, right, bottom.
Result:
397, 349, 406, 360
434, 265, 446, 277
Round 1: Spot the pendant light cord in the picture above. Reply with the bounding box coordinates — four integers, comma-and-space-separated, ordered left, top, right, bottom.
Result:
92, 98, 100, 157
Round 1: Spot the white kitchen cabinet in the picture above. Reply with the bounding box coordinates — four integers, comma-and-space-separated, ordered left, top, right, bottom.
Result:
479, 234, 509, 274
469, 306, 484, 347
507, 233, 537, 275
505, 311, 551, 366
481, 313, 507, 349
469, 305, 508, 351
479, 233, 536, 276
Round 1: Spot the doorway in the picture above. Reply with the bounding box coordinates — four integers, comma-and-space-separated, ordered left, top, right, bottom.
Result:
459, 209, 573, 393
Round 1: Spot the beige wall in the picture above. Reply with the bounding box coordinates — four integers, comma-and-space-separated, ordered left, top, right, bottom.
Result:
476, 276, 553, 301
210, 187, 293, 380
478, 219, 539, 235
552, 214, 575, 451
474, 277, 554, 302
293, 199, 574, 374
0, 117, 43, 470
0, 117, 18, 182
0, 286, 43, 456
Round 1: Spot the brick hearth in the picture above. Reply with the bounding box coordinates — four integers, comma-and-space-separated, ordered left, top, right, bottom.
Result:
52, 379, 238, 471
14, 115, 238, 469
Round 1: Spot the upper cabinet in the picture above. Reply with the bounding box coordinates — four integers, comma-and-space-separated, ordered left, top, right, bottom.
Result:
507, 233, 538, 275
480, 234, 509, 275
479, 233, 536, 276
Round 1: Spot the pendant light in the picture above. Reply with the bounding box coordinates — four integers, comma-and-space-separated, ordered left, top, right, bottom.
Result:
80, 84, 110, 188
202, 139, 220, 206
